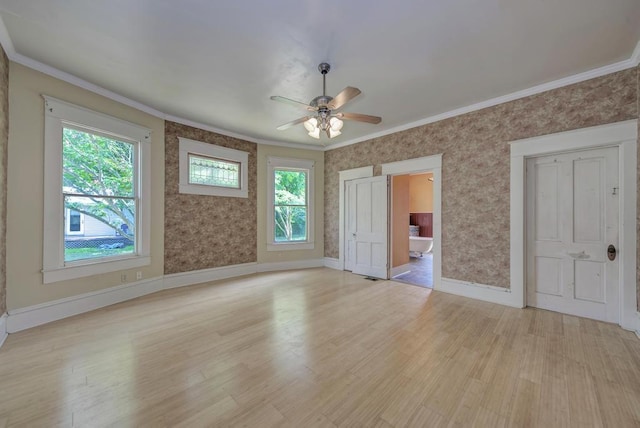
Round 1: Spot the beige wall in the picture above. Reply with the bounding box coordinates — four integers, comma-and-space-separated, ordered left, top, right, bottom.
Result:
409, 173, 433, 213
0, 47, 7, 315
392, 175, 410, 268
6, 63, 165, 310
257, 144, 324, 264
164, 121, 257, 274
325, 68, 638, 290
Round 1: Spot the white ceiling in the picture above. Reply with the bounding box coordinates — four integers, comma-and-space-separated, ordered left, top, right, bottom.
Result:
0, 0, 639, 149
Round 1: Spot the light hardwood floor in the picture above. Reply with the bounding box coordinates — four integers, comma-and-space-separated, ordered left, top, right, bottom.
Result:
1, 268, 639, 427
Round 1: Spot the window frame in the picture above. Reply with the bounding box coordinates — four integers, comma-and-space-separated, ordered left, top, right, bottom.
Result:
43, 96, 151, 284
178, 137, 248, 198
267, 156, 315, 251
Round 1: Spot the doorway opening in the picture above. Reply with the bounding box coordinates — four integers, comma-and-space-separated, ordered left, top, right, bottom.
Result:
337, 155, 442, 288
390, 172, 434, 288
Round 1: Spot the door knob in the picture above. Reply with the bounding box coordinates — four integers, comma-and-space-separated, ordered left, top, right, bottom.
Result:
607, 244, 617, 261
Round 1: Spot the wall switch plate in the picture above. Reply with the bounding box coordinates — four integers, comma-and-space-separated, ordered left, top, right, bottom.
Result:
136, 271, 142, 280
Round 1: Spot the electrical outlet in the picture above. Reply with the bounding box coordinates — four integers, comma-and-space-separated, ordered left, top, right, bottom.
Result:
121, 274, 127, 283
136, 271, 142, 280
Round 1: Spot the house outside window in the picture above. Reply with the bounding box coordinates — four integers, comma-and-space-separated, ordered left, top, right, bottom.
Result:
65, 209, 84, 235
43, 96, 151, 283
267, 157, 314, 251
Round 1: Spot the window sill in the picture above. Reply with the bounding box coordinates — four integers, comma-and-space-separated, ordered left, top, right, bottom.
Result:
267, 242, 315, 252
43, 255, 151, 284
179, 183, 248, 198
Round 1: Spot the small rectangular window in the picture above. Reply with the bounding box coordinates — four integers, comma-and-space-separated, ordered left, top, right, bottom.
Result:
188, 154, 240, 189
179, 137, 249, 198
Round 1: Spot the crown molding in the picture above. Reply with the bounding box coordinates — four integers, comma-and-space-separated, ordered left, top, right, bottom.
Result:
0, 16, 321, 152
324, 41, 640, 151
631, 39, 640, 66
13, 52, 167, 118
0, 15, 14, 58
0, 12, 636, 154
162, 113, 323, 151
10, 53, 322, 151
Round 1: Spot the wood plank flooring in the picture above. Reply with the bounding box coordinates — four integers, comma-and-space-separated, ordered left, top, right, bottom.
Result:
1, 268, 639, 427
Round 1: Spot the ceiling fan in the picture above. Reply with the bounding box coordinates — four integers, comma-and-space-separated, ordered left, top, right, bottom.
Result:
270, 63, 381, 140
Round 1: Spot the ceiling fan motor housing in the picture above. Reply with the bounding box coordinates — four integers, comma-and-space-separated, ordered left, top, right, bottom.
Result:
310, 95, 333, 108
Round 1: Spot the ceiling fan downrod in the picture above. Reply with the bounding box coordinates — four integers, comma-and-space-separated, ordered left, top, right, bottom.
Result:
319, 62, 330, 97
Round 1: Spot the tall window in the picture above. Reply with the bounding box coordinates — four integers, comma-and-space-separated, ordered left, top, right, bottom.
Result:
267, 157, 314, 250
43, 96, 151, 283
62, 127, 136, 262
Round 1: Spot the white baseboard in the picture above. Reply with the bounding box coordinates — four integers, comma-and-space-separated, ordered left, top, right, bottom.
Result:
324, 257, 341, 270
4, 258, 333, 334
6, 277, 164, 333
257, 259, 324, 273
0, 313, 7, 349
164, 260, 325, 289
391, 263, 411, 278
437, 277, 520, 308
163, 262, 257, 289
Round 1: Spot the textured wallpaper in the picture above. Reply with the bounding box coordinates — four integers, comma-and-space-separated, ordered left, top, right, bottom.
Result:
0, 46, 7, 315
325, 69, 638, 290
164, 121, 257, 274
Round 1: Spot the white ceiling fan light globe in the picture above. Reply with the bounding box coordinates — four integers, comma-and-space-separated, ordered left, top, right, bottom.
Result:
303, 117, 318, 132
329, 128, 342, 138
308, 127, 320, 139
329, 117, 343, 131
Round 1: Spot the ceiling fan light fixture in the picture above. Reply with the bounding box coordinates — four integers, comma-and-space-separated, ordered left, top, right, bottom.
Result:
329, 117, 343, 131
303, 117, 318, 132
308, 127, 320, 139
271, 62, 381, 142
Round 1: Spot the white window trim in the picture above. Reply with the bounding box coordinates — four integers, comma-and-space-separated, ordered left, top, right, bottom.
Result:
178, 137, 248, 198
42, 96, 151, 284
267, 156, 315, 251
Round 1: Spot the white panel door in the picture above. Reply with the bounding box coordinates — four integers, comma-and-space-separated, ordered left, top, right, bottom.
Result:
526, 147, 619, 322
347, 176, 389, 279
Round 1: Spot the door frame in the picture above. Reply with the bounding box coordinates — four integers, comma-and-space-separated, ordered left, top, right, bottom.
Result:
382, 155, 442, 288
510, 120, 637, 330
338, 155, 442, 288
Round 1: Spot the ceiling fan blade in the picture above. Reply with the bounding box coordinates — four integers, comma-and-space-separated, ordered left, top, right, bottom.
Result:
276, 116, 311, 131
336, 112, 382, 124
270, 96, 317, 111
327, 87, 361, 110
